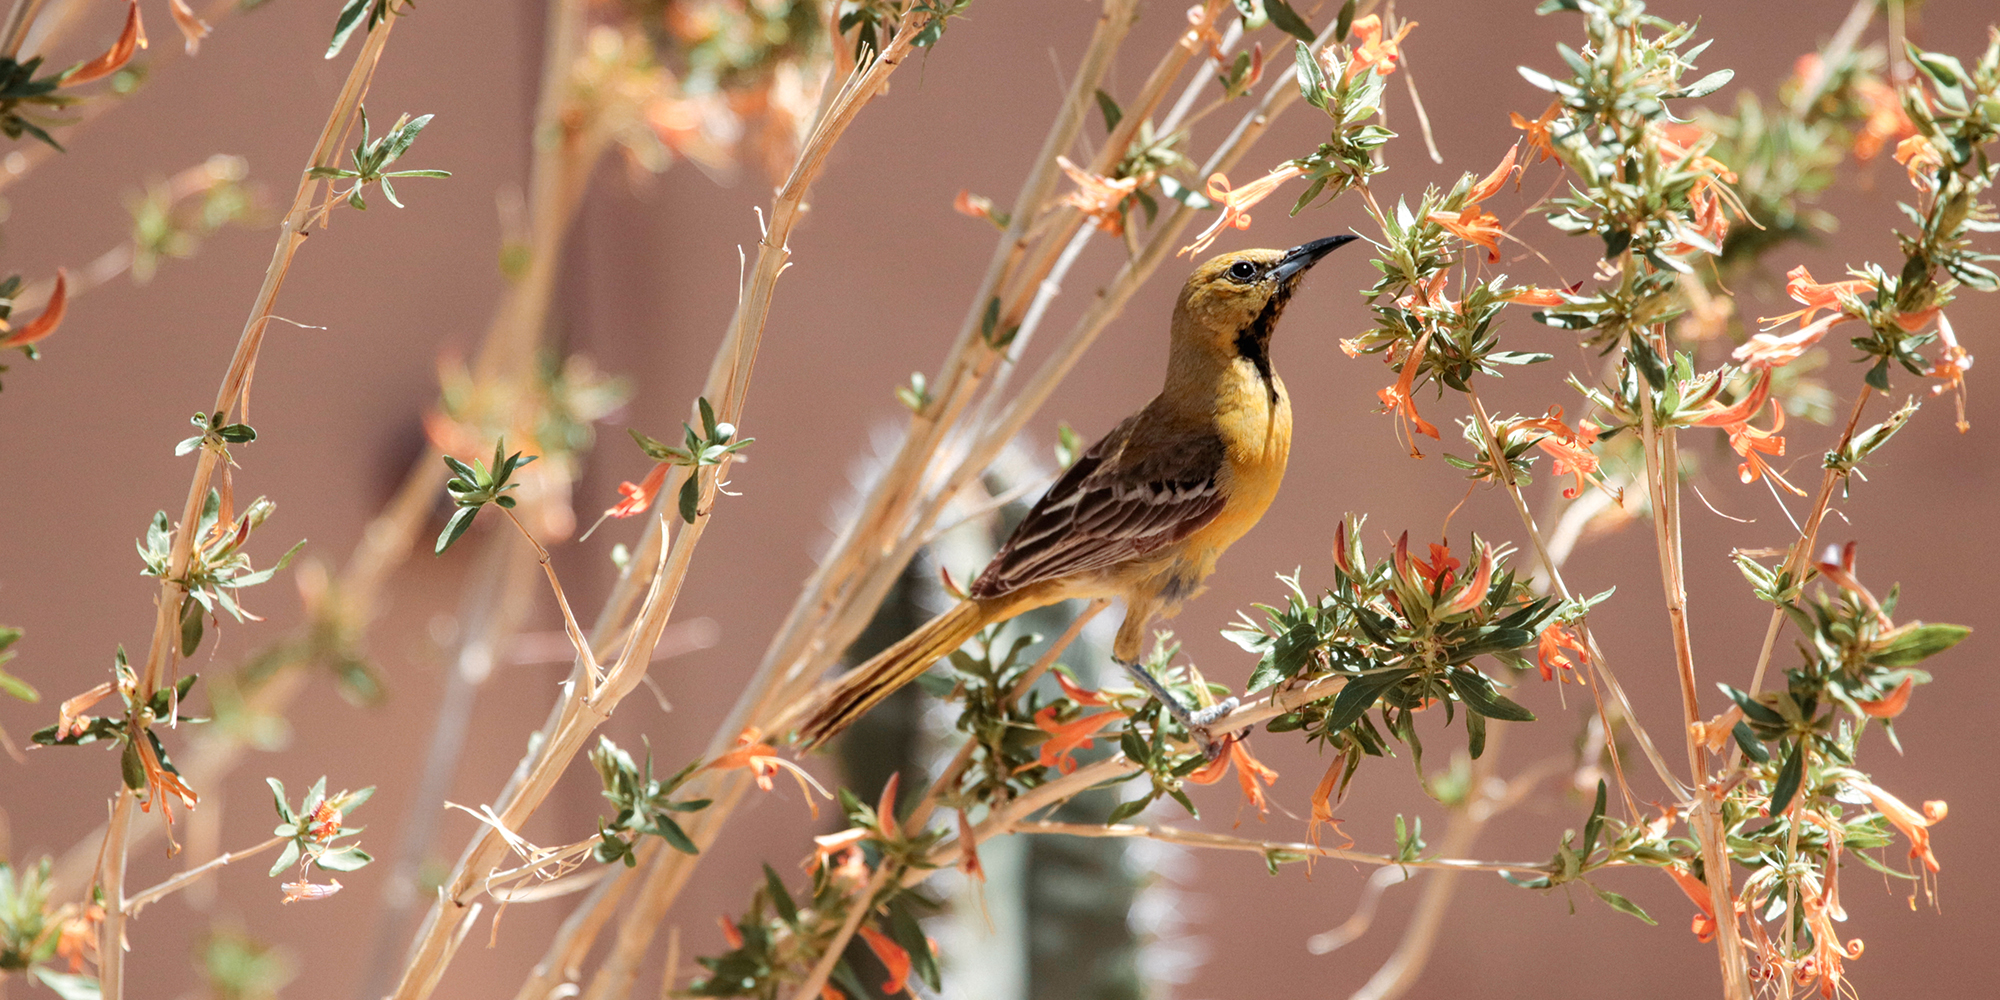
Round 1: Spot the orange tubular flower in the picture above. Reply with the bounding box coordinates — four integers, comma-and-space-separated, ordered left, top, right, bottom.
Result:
1407, 536, 1459, 591
956, 809, 985, 881
606, 461, 670, 519
280, 879, 342, 904
1427, 146, 1519, 261
1180, 162, 1305, 257
1535, 621, 1588, 682
1377, 327, 1442, 453
1726, 403, 1806, 496
55, 904, 102, 973
718, 914, 744, 949
1894, 134, 1944, 191
1340, 14, 1416, 81
1689, 370, 1773, 428
1054, 669, 1109, 707
1763, 265, 1872, 329
1505, 285, 1568, 307
1307, 756, 1353, 861
1846, 778, 1946, 874
62, 1, 145, 86
1187, 735, 1278, 820
1665, 864, 1721, 943
169, 0, 209, 55
1032, 706, 1117, 775
1857, 676, 1915, 719
1504, 406, 1609, 501
1057, 156, 1140, 236
1, 268, 69, 349
1733, 312, 1844, 369
1852, 78, 1914, 160
707, 728, 829, 817
856, 925, 912, 996
1511, 100, 1562, 162
809, 827, 869, 872
953, 188, 999, 223
1428, 205, 1506, 261
1440, 544, 1493, 616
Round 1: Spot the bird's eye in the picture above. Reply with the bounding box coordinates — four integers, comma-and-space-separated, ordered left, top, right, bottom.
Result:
1227, 260, 1258, 282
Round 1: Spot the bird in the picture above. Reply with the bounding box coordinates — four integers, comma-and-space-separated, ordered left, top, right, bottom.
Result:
796, 234, 1358, 753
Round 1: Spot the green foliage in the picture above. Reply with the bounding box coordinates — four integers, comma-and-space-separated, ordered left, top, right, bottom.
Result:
628, 396, 754, 524
306, 106, 451, 210
265, 776, 376, 877
588, 738, 712, 865
133, 489, 303, 657
1229, 520, 1569, 774
0, 56, 77, 150
435, 436, 538, 554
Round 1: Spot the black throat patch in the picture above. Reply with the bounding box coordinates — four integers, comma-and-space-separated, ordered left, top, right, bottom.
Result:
1235, 281, 1294, 405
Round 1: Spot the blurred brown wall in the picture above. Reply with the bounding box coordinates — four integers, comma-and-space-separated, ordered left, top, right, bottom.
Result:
2, 1, 1995, 998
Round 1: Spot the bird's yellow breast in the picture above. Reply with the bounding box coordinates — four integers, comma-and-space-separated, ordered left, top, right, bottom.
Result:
1189, 365, 1292, 559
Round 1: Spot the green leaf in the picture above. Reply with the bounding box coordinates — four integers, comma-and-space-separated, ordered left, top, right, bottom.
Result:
326, 0, 374, 59
268, 839, 302, 877
763, 864, 799, 927
1869, 623, 1970, 666
1665, 69, 1733, 100
177, 597, 204, 657
678, 473, 700, 524
1106, 795, 1151, 824
1093, 88, 1122, 131
1591, 885, 1657, 924
1334, 0, 1356, 41
314, 846, 374, 871
1719, 684, 1784, 726
31, 968, 101, 1000
435, 506, 478, 555
121, 739, 146, 790
651, 814, 699, 855
267, 777, 294, 822
1446, 670, 1536, 722
1295, 41, 1330, 111
1319, 668, 1413, 735
1731, 721, 1769, 763
1767, 740, 1805, 817
1263, 0, 1317, 43
1464, 707, 1486, 759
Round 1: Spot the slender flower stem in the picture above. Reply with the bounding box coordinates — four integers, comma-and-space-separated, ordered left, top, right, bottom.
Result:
1462, 389, 1677, 805
1637, 366, 1752, 1000
123, 835, 286, 916
1010, 821, 1566, 875
95, 791, 134, 1000
90, 20, 401, 1000
388, 16, 938, 1000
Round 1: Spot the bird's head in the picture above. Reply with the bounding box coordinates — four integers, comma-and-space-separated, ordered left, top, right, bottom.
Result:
1174, 235, 1359, 365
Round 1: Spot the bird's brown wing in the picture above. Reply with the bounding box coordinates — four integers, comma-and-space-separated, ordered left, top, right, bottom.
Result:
969, 414, 1227, 598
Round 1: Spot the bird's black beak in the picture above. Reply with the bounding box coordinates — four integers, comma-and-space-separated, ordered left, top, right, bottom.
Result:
1271, 234, 1360, 283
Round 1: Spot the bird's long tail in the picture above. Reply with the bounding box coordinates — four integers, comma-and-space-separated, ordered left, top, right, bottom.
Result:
795, 599, 995, 750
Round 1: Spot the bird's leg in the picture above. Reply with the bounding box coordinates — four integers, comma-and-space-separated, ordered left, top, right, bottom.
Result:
1115, 657, 1238, 760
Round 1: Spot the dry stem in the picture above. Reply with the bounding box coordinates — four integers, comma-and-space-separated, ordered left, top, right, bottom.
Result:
388, 14, 937, 999
122, 834, 285, 916
91, 17, 401, 1000
1638, 372, 1751, 1000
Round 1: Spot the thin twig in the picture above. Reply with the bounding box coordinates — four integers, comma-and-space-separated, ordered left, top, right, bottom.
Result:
389, 16, 939, 1000
1003, 822, 1567, 875
123, 834, 286, 916
1638, 361, 1752, 1000
94, 791, 134, 1000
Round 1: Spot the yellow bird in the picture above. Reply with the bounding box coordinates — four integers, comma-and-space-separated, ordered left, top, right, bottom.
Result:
798, 235, 1357, 751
